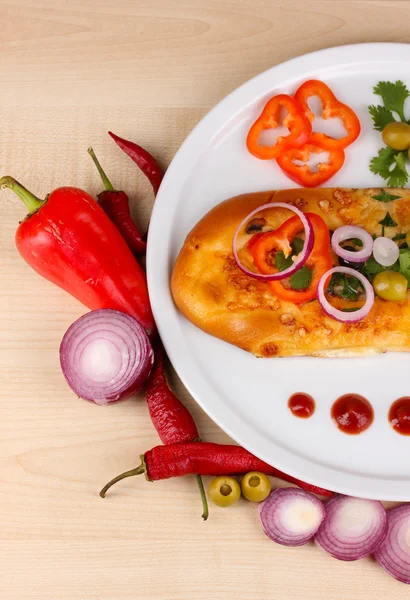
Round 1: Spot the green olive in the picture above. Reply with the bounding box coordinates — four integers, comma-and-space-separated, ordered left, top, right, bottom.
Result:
207, 476, 241, 507
382, 122, 410, 151
241, 472, 271, 503
406, 230, 410, 248
373, 271, 408, 301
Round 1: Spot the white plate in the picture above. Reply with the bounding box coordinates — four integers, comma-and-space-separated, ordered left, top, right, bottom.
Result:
147, 43, 410, 501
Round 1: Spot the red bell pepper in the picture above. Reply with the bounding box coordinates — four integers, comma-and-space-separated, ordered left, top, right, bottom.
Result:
0, 176, 155, 336
294, 80, 361, 150
276, 138, 345, 187
252, 213, 332, 304
246, 94, 312, 159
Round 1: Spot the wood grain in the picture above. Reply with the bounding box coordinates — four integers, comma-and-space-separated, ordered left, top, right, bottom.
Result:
1, 0, 410, 598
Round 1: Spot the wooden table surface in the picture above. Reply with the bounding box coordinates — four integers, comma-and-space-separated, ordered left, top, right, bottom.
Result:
2, 1, 410, 598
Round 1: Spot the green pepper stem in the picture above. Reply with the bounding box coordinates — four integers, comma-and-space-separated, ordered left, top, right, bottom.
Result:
99, 463, 145, 498
87, 147, 114, 192
0, 176, 45, 214
196, 474, 209, 521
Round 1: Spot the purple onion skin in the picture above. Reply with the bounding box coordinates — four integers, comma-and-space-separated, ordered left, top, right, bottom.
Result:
259, 488, 325, 547
315, 496, 388, 561
375, 504, 410, 584
60, 309, 154, 405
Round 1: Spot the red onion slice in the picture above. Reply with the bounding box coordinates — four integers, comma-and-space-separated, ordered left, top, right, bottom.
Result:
373, 237, 400, 267
331, 225, 374, 263
60, 309, 154, 405
259, 488, 325, 547
375, 505, 410, 584
315, 495, 387, 561
317, 266, 375, 323
232, 202, 314, 281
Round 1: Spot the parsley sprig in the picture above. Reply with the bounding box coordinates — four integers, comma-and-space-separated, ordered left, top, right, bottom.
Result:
368, 81, 410, 187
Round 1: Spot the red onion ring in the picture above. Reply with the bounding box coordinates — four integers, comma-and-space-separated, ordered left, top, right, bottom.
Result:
331, 225, 373, 263
315, 495, 387, 561
60, 309, 154, 405
232, 202, 314, 281
259, 488, 325, 547
317, 266, 375, 323
375, 505, 410, 584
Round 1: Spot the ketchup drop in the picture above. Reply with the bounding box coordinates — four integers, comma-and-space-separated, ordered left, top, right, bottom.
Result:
389, 397, 410, 435
331, 394, 373, 435
288, 393, 315, 419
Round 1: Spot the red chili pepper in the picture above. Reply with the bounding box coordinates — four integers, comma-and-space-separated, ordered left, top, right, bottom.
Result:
88, 147, 146, 256
145, 344, 208, 519
108, 131, 164, 196
294, 80, 361, 150
145, 344, 199, 445
0, 176, 155, 336
276, 138, 345, 187
99, 442, 333, 498
246, 94, 312, 159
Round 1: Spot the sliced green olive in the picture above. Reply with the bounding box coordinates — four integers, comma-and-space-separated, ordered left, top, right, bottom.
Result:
207, 476, 241, 507
373, 271, 408, 301
382, 122, 410, 151
241, 472, 271, 503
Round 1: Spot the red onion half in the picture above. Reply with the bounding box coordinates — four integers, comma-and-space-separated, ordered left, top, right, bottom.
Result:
375, 504, 410, 584
317, 266, 375, 323
232, 202, 314, 281
259, 488, 325, 547
60, 309, 154, 405
331, 225, 373, 263
315, 496, 387, 561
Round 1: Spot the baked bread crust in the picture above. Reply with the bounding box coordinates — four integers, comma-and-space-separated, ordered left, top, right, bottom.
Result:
171, 188, 410, 357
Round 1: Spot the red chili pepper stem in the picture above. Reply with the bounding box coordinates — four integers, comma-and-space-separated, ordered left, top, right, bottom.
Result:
99, 463, 145, 498
87, 147, 114, 192
0, 176, 45, 214
99, 459, 209, 521
195, 474, 209, 520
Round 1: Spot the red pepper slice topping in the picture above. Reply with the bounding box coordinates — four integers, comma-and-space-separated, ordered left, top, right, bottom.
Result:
246, 94, 312, 159
252, 213, 332, 304
294, 80, 361, 150
276, 139, 345, 188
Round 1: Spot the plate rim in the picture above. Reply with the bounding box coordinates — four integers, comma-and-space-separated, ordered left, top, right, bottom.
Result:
147, 42, 410, 501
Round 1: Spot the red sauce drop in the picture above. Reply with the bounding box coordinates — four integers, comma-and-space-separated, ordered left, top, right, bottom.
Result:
331, 394, 373, 435
389, 397, 410, 435
288, 393, 315, 419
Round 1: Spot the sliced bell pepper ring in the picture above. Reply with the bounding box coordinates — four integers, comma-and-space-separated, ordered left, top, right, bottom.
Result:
246, 94, 312, 160
294, 79, 361, 150
276, 139, 345, 188
252, 213, 332, 304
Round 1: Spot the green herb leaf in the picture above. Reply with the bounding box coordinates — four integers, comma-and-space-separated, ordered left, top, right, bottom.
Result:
373, 80, 410, 122
291, 238, 304, 255
393, 233, 407, 241
370, 147, 396, 180
399, 247, 410, 283
350, 238, 364, 248
390, 152, 409, 187
372, 189, 401, 203
275, 252, 292, 272
370, 147, 408, 187
342, 307, 360, 313
327, 272, 364, 302
275, 238, 304, 272
368, 104, 395, 131
362, 256, 399, 282
289, 266, 312, 291
379, 212, 398, 228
